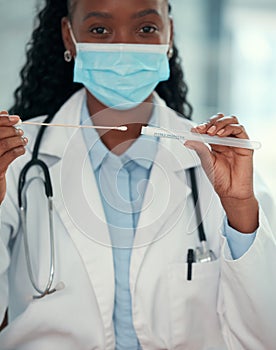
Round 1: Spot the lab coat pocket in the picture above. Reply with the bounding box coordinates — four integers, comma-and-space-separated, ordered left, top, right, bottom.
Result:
168, 259, 225, 349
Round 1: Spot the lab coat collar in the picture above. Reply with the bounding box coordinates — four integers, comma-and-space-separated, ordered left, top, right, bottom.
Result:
27, 89, 86, 159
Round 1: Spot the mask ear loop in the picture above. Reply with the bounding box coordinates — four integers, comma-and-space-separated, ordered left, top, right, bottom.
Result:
167, 15, 174, 59
67, 22, 77, 46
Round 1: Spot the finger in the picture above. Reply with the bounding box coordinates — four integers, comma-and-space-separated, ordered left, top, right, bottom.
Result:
207, 116, 241, 136
191, 113, 224, 134
0, 136, 28, 158
192, 114, 239, 135
209, 113, 225, 122
0, 146, 26, 175
0, 115, 20, 126
0, 126, 24, 139
0, 110, 9, 115
214, 124, 249, 139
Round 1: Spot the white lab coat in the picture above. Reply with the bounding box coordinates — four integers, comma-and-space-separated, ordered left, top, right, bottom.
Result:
0, 89, 276, 350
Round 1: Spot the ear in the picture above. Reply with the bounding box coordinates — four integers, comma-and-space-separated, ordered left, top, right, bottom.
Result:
168, 17, 174, 51
166, 17, 174, 59
61, 17, 76, 57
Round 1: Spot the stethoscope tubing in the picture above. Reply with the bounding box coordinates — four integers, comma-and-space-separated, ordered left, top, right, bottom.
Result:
19, 171, 56, 298
18, 115, 57, 298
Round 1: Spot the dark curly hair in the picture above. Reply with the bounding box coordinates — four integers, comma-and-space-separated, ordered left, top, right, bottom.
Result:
10, 0, 193, 120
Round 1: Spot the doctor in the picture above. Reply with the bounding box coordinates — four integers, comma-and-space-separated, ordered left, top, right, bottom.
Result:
0, 0, 276, 349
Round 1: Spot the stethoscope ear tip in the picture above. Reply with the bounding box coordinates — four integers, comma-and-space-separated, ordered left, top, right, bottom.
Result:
54, 281, 65, 291
28, 281, 66, 300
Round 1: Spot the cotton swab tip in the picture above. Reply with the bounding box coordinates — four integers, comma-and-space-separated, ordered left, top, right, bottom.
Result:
118, 125, 128, 131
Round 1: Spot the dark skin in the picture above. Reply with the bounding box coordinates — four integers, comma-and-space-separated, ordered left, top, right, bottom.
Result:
189, 114, 259, 233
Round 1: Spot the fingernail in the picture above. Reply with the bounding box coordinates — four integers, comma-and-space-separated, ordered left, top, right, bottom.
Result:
207, 125, 216, 134
217, 129, 225, 136
8, 116, 20, 122
22, 137, 28, 144
16, 129, 24, 136
184, 141, 194, 150
197, 124, 206, 130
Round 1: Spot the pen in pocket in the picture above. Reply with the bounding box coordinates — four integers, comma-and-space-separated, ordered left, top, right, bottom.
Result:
187, 249, 195, 281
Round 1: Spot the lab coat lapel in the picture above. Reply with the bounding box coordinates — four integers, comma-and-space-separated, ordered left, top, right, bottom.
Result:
36, 89, 115, 328
55, 130, 115, 328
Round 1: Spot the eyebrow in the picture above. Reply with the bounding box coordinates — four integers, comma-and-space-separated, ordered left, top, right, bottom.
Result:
82, 8, 161, 22
82, 11, 113, 22
132, 9, 161, 19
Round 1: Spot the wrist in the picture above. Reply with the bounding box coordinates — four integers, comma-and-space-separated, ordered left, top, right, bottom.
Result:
221, 196, 259, 233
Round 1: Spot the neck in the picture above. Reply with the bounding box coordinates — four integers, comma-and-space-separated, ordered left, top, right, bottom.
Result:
86, 90, 154, 155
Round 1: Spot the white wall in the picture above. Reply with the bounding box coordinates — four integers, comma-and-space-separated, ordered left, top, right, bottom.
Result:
0, 0, 38, 108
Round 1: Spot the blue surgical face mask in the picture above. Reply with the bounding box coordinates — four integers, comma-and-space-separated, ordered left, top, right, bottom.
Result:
69, 26, 170, 110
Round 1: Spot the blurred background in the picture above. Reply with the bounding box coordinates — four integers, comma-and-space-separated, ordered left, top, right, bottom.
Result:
0, 0, 275, 198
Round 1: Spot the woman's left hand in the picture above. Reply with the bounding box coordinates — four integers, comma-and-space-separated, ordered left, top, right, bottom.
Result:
185, 113, 259, 233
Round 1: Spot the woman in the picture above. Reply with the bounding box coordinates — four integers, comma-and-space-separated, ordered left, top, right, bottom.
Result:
0, 0, 275, 349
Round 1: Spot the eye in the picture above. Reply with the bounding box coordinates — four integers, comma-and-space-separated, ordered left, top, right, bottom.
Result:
139, 26, 158, 34
90, 26, 109, 35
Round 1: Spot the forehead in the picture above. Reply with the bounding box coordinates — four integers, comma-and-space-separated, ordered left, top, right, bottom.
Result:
70, 0, 168, 15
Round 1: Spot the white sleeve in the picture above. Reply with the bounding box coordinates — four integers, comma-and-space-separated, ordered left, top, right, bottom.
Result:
0, 168, 21, 324
0, 207, 10, 324
218, 174, 276, 349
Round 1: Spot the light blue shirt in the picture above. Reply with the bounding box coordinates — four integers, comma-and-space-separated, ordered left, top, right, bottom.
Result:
80, 101, 256, 349
81, 102, 158, 350
224, 218, 256, 259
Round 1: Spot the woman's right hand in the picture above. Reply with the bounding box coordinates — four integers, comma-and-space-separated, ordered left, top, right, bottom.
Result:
0, 111, 28, 204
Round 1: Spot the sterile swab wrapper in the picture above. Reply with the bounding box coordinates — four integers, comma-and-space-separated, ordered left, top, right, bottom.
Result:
13, 119, 127, 131
141, 126, 261, 150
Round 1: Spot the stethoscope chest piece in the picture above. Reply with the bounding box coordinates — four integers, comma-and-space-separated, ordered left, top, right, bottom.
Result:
195, 241, 216, 263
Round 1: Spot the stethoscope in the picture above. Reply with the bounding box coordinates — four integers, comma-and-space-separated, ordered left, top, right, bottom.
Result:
18, 115, 64, 299
188, 167, 216, 263
17, 115, 215, 299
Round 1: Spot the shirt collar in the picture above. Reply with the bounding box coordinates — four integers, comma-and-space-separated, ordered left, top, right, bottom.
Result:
120, 104, 159, 170
80, 99, 159, 172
